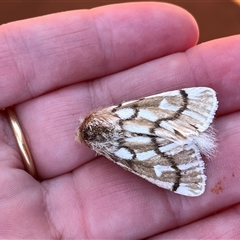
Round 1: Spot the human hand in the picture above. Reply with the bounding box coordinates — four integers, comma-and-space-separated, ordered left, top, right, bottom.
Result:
0, 2, 240, 239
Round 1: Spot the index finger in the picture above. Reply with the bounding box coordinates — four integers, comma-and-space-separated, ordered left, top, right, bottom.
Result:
0, 2, 198, 108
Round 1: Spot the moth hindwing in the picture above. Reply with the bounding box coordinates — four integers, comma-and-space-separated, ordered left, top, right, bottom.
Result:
76, 87, 218, 197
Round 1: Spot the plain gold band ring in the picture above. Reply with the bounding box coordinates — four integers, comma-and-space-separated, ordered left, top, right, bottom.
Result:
6, 107, 38, 179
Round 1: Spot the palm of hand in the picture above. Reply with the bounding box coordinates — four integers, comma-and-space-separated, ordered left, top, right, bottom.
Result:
0, 3, 240, 239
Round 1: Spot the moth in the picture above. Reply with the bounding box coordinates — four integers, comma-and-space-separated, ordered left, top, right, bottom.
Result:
76, 87, 218, 197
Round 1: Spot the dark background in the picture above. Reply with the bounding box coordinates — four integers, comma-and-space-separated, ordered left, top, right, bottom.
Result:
0, 0, 239, 43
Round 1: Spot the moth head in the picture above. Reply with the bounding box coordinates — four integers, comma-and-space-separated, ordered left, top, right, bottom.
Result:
76, 111, 119, 148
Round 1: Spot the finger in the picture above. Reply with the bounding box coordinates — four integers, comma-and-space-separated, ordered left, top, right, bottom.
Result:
149, 204, 240, 239
77, 35, 240, 117
0, 111, 24, 171
0, 2, 198, 108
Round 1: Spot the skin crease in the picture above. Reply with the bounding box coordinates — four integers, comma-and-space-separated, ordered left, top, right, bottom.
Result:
0, 2, 240, 239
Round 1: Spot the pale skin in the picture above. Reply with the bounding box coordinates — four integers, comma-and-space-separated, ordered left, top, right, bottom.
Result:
0, 2, 240, 239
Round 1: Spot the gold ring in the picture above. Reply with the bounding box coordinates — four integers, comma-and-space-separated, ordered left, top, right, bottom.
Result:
6, 107, 38, 179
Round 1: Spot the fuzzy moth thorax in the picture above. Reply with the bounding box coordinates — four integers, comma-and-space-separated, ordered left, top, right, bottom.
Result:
76, 110, 122, 150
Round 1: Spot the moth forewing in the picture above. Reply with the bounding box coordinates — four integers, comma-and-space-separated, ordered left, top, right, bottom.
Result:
76, 87, 218, 197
